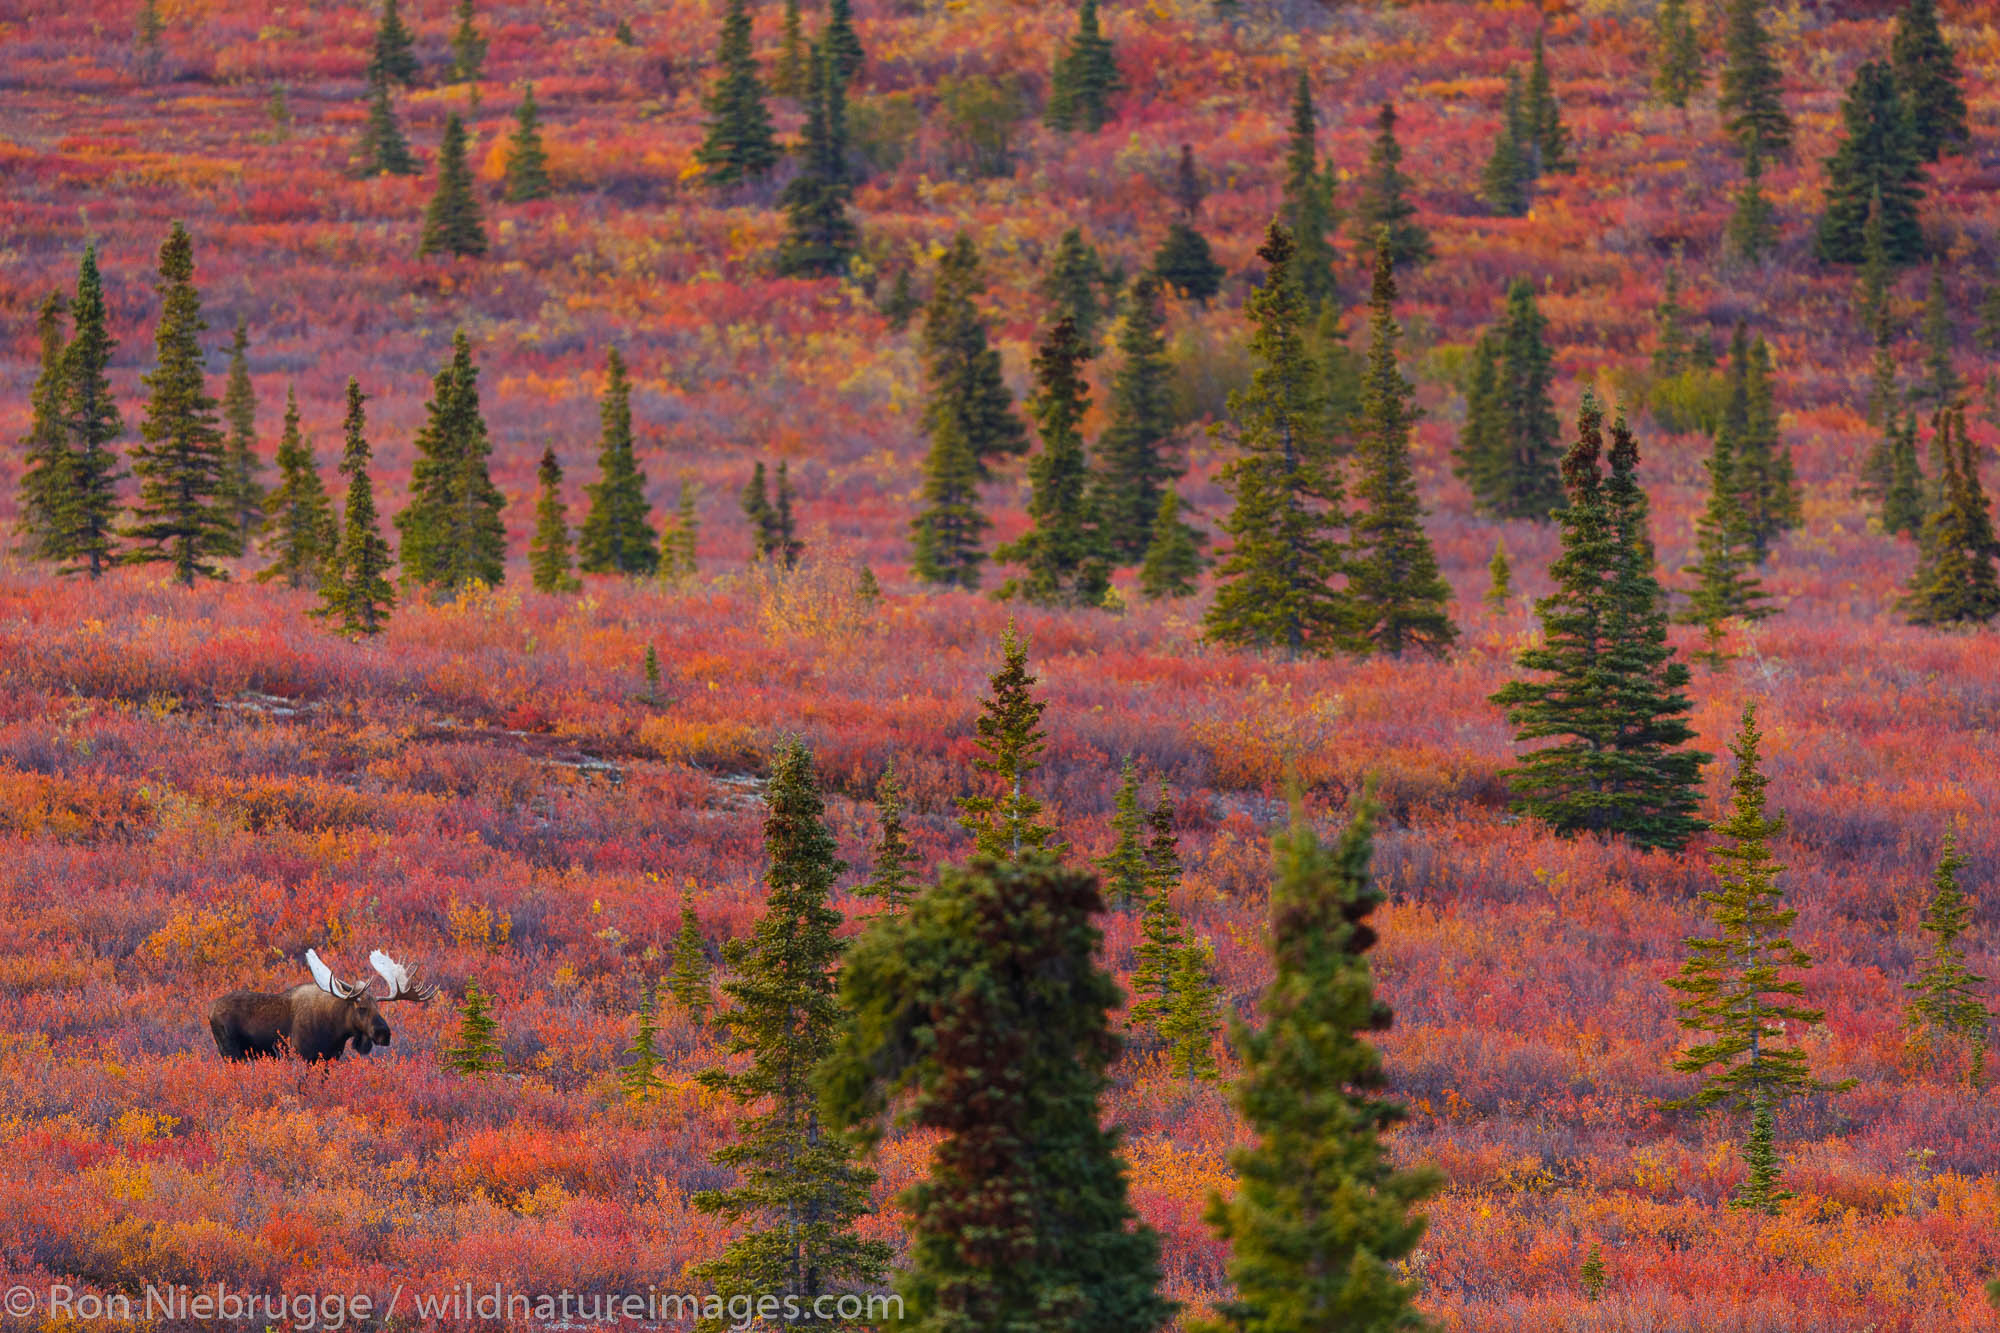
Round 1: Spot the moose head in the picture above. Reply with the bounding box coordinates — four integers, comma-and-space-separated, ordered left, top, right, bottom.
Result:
210, 949, 438, 1063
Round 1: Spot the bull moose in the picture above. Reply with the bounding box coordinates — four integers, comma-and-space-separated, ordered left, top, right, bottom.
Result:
210, 949, 436, 1062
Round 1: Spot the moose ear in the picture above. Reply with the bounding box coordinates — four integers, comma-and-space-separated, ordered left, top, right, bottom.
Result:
305, 949, 352, 998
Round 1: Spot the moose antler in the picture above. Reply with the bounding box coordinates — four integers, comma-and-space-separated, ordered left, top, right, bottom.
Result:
305, 948, 364, 999
368, 950, 438, 1003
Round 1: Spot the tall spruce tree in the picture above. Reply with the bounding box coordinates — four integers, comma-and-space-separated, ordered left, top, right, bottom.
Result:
1197, 796, 1437, 1333
1904, 828, 1989, 1087
1205, 223, 1356, 659
1652, 262, 1693, 377
368, 0, 418, 86
1045, 0, 1121, 134
922, 235, 1028, 478
773, 0, 806, 98
357, 75, 418, 176
1128, 787, 1187, 1030
1891, 0, 1968, 162
1903, 407, 2000, 625
1481, 71, 1533, 218
529, 446, 578, 593
448, 0, 485, 87
1727, 147, 1779, 263
696, 0, 779, 187
1653, 0, 1703, 115
1491, 392, 1708, 852
1667, 703, 1840, 1213
910, 411, 988, 589
690, 741, 889, 1329
219, 317, 265, 555
620, 980, 662, 1101
1919, 261, 1960, 409
995, 317, 1109, 607
1679, 408, 1771, 653
396, 331, 506, 592
418, 114, 488, 258
667, 896, 712, 1023
742, 460, 776, 560
1139, 490, 1205, 600
823, 0, 864, 87
317, 378, 396, 636
256, 388, 335, 589
1718, 0, 1791, 159
1281, 74, 1339, 311
1816, 60, 1925, 266
771, 461, 802, 568
1353, 103, 1430, 270
957, 619, 1059, 861
776, 42, 858, 279
58, 245, 124, 579
822, 856, 1171, 1333
1881, 411, 1927, 538
1454, 279, 1563, 520
1723, 326, 1800, 557
860, 763, 918, 910
16, 293, 70, 562
1154, 147, 1224, 302
1093, 272, 1180, 561
1097, 757, 1148, 908
1161, 940, 1223, 1083
1348, 232, 1455, 659
577, 347, 658, 575
127, 222, 234, 586
503, 83, 551, 201
1524, 27, 1574, 173
1040, 228, 1111, 351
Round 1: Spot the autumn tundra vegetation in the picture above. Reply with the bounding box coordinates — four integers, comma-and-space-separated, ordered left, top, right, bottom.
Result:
2, 0, 1999, 1327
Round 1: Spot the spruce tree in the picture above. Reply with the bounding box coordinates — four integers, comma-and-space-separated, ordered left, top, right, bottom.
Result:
1718, 0, 1791, 159
1281, 74, 1339, 311
1725, 327, 1800, 557
771, 461, 802, 568
1205, 223, 1356, 658
317, 379, 396, 636
1919, 261, 1960, 409
1161, 940, 1222, 1082
696, 0, 779, 187
1040, 228, 1111, 350
910, 412, 988, 589
1904, 828, 1989, 1087
1152, 222, 1224, 306
577, 348, 658, 575
1524, 27, 1573, 174
1353, 103, 1430, 270
1816, 60, 1925, 266
16, 293, 70, 563
1198, 796, 1436, 1333
1348, 232, 1455, 659
357, 75, 418, 176
1129, 786, 1186, 1030
1045, 0, 1121, 134
957, 619, 1059, 861
1580, 1245, 1608, 1302
921, 235, 1028, 476
823, 856, 1171, 1333
58, 245, 124, 579
741, 460, 776, 561
503, 83, 551, 201
1651, 261, 1693, 378
444, 983, 504, 1074
660, 476, 700, 581
1667, 703, 1839, 1213
1679, 409, 1771, 656
620, 980, 662, 1100
1139, 490, 1205, 600
995, 317, 1110, 607
1455, 281, 1563, 520
861, 764, 918, 910
667, 895, 712, 1024
773, 0, 806, 98
529, 446, 578, 593
219, 317, 265, 555
777, 42, 858, 279
418, 114, 488, 258
1881, 412, 1927, 538
877, 263, 919, 330
1481, 72, 1532, 218
1097, 757, 1147, 907
1486, 539, 1512, 609
449, 0, 485, 87
1903, 407, 2000, 625
1653, 0, 1703, 115
1093, 273, 1180, 561
395, 331, 506, 592
368, 0, 418, 87
1491, 392, 1709, 852
127, 222, 234, 586
823, 0, 864, 87
1891, 0, 1968, 162
691, 742, 889, 1328
256, 387, 336, 589
1726, 147, 1779, 263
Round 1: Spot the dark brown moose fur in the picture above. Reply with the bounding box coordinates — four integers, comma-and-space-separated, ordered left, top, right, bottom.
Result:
209, 984, 395, 1063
